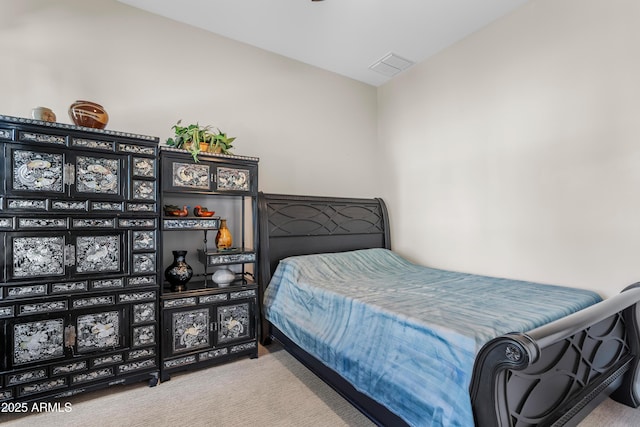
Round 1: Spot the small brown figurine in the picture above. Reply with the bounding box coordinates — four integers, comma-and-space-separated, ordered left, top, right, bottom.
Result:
193, 205, 215, 217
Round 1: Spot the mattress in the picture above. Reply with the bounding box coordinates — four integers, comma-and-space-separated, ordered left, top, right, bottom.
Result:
263, 248, 602, 426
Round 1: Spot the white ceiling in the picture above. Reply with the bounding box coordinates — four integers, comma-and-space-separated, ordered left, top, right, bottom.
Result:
118, 0, 530, 87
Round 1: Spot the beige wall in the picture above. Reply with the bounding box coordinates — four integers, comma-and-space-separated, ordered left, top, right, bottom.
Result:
378, 0, 640, 296
3, 0, 638, 298
0, 0, 379, 197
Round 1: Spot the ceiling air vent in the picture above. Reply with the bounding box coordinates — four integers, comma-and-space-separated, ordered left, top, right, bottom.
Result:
369, 53, 414, 77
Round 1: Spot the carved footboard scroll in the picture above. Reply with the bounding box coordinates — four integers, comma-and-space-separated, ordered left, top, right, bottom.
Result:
470, 284, 640, 427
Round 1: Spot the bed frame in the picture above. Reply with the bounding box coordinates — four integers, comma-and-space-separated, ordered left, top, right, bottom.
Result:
257, 192, 640, 426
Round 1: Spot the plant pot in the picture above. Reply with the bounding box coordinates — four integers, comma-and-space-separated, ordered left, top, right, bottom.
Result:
195, 143, 222, 154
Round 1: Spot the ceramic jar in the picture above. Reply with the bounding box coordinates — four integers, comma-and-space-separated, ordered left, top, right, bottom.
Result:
212, 268, 235, 287
164, 250, 193, 291
68, 100, 109, 129
31, 106, 56, 122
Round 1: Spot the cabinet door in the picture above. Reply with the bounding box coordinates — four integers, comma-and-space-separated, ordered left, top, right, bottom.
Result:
74, 232, 125, 276
8, 232, 67, 281
71, 153, 124, 200
132, 156, 156, 179
130, 156, 158, 202
162, 156, 257, 195
130, 229, 157, 276
213, 164, 256, 195
7, 316, 67, 369
5, 145, 127, 201
7, 145, 66, 196
163, 158, 214, 192
165, 307, 212, 357
7, 231, 127, 282
72, 307, 127, 355
215, 300, 253, 344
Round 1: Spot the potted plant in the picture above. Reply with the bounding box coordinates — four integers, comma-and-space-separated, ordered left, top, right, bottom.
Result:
208, 131, 236, 155
166, 120, 236, 162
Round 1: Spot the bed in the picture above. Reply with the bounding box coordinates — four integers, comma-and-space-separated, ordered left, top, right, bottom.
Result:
257, 192, 640, 426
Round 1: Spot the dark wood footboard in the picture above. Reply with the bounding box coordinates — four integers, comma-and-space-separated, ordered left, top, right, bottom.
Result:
470, 284, 640, 426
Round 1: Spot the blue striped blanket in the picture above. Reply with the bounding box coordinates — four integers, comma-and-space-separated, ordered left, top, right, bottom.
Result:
264, 248, 602, 426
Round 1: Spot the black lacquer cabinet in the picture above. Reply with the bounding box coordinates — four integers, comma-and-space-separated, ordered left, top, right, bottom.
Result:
0, 115, 160, 403
159, 148, 259, 381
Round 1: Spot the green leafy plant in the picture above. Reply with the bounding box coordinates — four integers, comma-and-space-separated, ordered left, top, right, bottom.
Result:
166, 120, 236, 162
209, 131, 236, 155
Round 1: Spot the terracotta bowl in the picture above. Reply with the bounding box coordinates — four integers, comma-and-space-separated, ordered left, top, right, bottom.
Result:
68, 100, 109, 129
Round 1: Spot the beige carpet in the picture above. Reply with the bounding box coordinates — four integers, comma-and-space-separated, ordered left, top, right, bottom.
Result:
1, 344, 638, 426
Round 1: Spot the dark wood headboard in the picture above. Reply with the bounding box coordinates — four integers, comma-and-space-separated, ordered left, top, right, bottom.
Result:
257, 192, 390, 343
257, 192, 391, 289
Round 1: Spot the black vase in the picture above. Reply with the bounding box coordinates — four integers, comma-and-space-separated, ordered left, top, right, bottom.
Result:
164, 250, 193, 291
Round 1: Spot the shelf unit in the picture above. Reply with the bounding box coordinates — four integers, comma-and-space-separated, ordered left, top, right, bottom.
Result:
0, 115, 160, 403
159, 148, 259, 381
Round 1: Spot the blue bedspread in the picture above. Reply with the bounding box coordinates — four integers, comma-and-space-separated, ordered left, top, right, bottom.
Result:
263, 248, 602, 426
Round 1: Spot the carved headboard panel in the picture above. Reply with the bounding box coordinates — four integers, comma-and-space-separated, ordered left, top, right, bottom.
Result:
257, 192, 390, 288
